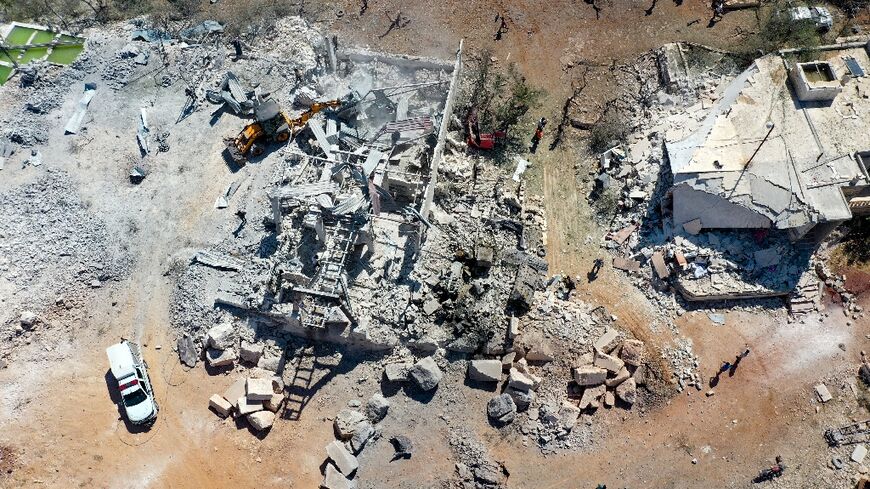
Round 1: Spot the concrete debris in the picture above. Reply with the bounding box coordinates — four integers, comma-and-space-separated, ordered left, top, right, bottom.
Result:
613, 256, 640, 272
323, 463, 358, 489
409, 357, 442, 391
573, 366, 607, 386
247, 410, 276, 431
326, 440, 359, 476
605, 367, 631, 388
265, 393, 284, 412
708, 313, 726, 325
236, 396, 263, 415
854, 445, 869, 464
383, 362, 411, 382
64, 83, 97, 135
208, 394, 232, 417
468, 359, 503, 383
594, 350, 625, 373
240, 341, 264, 364
206, 347, 237, 367
508, 368, 536, 392
194, 251, 245, 271
620, 340, 644, 366
223, 378, 247, 407
365, 393, 389, 422
334, 409, 367, 440
579, 384, 605, 409
350, 420, 374, 453
815, 383, 833, 403
594, 328, 620, 353
558, 402, 581, 430
616, 378, 637, 404
246, 377, 274, 401
682, 219, 702, 235
390, 435, 413, 459
487, 394, 517, 425
506, 387, 534, 412
206, 322, 236, 349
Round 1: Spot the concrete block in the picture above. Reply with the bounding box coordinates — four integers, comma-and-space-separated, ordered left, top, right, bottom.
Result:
223, 377, 247, 406
323, 463, 357, 489
616, 378, 637, 405
265, 393, 284, 412
815, 383, 833, 403
501, 352, 516, 372
579, 385, 605, 409
206, 348, 237, 367
237, 396, 263, 415
573, 366, 607, 386
334, 409, 366, 440
409, 357, 443, 391
508, 368, 535, 392
350, 420, 374, 453
468, 360, 502, 382
605, 367, 631, 388
209, 394, 232, 418
326, 440, 359, 476
246, 377, 274, 401
576, 352, 594, 366
594, 328, 620, 353
247, 410, 275, 431
620, 339, 645, 367
239, 341, 263, 364
594, 350, 625, 373
651, 251, 670, 279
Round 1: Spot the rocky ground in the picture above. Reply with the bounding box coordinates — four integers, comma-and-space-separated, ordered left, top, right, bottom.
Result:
0, 2, 868, 489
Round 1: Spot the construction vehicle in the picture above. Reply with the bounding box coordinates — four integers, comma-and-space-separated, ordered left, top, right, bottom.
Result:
225, 97, 343, 164
465, 107, 506, 150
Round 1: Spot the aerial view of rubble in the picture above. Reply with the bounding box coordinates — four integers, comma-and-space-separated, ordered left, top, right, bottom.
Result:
1, 0, 870, 487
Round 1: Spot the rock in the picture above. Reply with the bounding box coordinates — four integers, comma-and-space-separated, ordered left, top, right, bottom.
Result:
422, 298, 440, 315
19, 311, 37, 328
390, 435, 413, 458
350, 420, 374, 453
576, 352, 594, 366
326, 440, 359, 476
594, 350, 625, 373
265, 393, 284, 412
334, 409, 366, 440
508, 368, 535, 392
860, 363, 870, 386
237, 396, 263, 415
247, 410, 275, 431
223, 377, 246, 406
468, 359, 503, 382
579, 385, 605, 409
632, 364, 647, 386
384, 362, 411, 382
246, 377, 274, 401
506, 387, 535, 412
619, 339, 644, 366
501, 352, 516, 372
323, 463, 357, 489
206, 348, 237, 367
257, 349, 283, 373
365, 393, 390, 422
209, 394, 232, 417
594, 328, 620, 353
487, 394, 517, 425
604, 390, 615, 407
176, 334, 197, 368
853, 445, 868, 464
573, 366, 607, 386
815, 383, 833, 403
239, 341, 263, 364
206, 322, 236, 350
524, 336, 555, 363
409, 357, 443, 391
558, 402, 581, 430
605, 367, 631, 388
616, 378, 637, 405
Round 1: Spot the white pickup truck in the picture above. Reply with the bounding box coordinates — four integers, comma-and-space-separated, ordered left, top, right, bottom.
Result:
106, 341, 158, 425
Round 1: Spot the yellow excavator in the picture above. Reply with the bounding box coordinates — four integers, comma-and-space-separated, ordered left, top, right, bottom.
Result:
225, 97, 343, 163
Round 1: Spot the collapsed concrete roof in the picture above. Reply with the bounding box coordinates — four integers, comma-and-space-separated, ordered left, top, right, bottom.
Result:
666, 46, 870, 232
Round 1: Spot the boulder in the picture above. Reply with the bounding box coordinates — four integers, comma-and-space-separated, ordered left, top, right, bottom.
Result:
384, 362, 411, 382
487, 394, 517, 425
239, 341, 263, 364
605, 367, 631, 388
594, 350, 625, 373
326, 440, 359, 476
236, 396, 263, 415
209, 394, 232, 418
19, 311, 37, 328
506, 387, 535, 412
468, 359, 502, 383
350, 420, 374, 453
593, 328, 620, 353
507, 368, 535, 392
246, 377, 274, 401
365, 394, 390, 423
616, 378, 637, 405
206, 322, 236, 350
409, 357, 443, 391
323, 464, 357, 489
206, 348, 237, 368
334, 409, 366, 440
619, 339, 644, 366
558, 402, 581, 431
177, 334, 197, 367
579, 385, 606, 409
573, 366, 607, 386
247, 410, 275, 431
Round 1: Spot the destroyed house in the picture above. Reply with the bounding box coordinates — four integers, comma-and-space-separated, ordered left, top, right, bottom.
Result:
665, 44, 870, 242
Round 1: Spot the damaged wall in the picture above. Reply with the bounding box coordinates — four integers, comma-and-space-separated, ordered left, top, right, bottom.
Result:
671, 184, 772, 230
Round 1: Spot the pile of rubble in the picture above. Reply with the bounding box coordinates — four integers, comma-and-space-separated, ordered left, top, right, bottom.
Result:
321, 393, 392, 489
208, 375, 284, 432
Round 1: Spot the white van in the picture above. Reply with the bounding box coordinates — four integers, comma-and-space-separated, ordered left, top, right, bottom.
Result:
106, 342, 158, 425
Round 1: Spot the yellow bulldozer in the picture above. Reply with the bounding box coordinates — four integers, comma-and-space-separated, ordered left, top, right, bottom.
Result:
225, 97, 343, 164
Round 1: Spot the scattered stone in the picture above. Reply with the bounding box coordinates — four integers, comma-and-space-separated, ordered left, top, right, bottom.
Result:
409, 357, 443, 391
209, 394, 232, 417
323, 463, 357, 489
350, 420, 374, 453
605, 367, 631, 388
265, 393, 284, 412
237, 396, 263, 415
815, 383, 833, 403
383, 362, 410, 382
506, 387, 534, 412
579, 385, 606, 409
206, 348, 237, 367
508, 368, 535, 392
247, 410, 275, 431
558, 402, 581, 430
501, 352, 516, 372
246, 377, 274, 401
604, 390, 615, 407
365, 393, 390, 422
573, 365, 607, 386
619, 339, 644, 366
390, 435, 413, 459
176, 334, 197, 367
19, 311, 37, 328
334, 409, 367, 440
854, 445, 868, 464
239, 341, 263, 364
487, 394, 517, 425
468, 359, 503, 383
326, 440, 359, 476
594, 350, 625, 373
206, 322, 236, 349
616, 378, 637, 405
594, 328, 620, 353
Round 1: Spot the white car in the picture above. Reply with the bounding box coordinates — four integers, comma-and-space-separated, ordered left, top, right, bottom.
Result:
106, 342, 158, 425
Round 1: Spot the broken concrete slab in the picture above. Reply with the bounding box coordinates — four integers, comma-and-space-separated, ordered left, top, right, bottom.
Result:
409, 357, 442, 391
323, 463, 358, 489
605, 367, 631, 388
247, 410, 275, 431
573, 366, 607, 386
815, 383, 833, 403
246, 377, 274, 401
206, 348, 237, 367
651, 251, 670, 279
326, 440, 359, 476
223, 377, 246, 405
334, 409, 367, 440
468, 359, 503, 383
64, 83, 97, 135
209, 394, 232, 417
206, 322, 236, 350
610, 223, 638, 245
236, 396, 263, 415
682, 219, 702, 235
594, 328, 620, 353
594, 350, 625, 373
265, 393, 284, 412
240, 341, 263, 364
613, 256, 641, 273
616, 378, 637, 404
